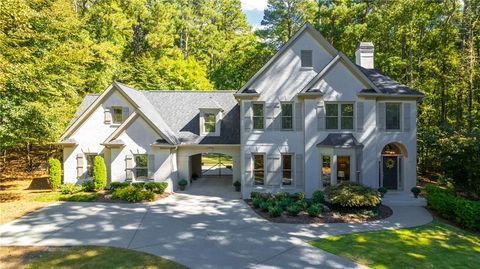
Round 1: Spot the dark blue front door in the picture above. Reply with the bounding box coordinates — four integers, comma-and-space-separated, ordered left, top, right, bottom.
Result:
382, 156, 398, 189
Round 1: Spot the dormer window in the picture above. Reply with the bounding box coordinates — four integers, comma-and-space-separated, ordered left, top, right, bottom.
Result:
112, 107, 123, 124
301, 50, 313, 68
200, 109, 221, 136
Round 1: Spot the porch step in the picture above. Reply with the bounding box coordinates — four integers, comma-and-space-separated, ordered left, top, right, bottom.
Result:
381, 192, 427, 207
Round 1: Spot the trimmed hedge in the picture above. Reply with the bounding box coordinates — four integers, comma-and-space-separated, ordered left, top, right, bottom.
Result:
48, 158, 62, 190
312, 190, 325, 204
325, 182, 381, 207
112, 186, 155, 202
144, 182, 168, 194
424, 185, 480, 230
60, 183, 83, 194
110, 182, 130, 191
93, 156, 107, 190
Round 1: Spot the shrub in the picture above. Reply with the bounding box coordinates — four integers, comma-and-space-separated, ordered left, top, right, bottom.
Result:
291, 192, 305, 201
178, 179, 188, 190
325, 182, 381, 207
93, 156, 107, 191
267, 205, 282, 218
250, 192, 262, 199
378, 187, 388, 197
60, 183, 83, 194
411, 186, 421, 197
252, 197, 263, 208
312, 190, 325, 204
110, 182, 130, 191
276, 197, 294, 210
260, 200, 273, 212
275, 192, 290, 200
296, 200, 310, 210
425, 185, 480, 230
233, 180, 241, 191
111, 186, 155, 202
308, 204, 323, 217
48, 158, 62, 190
132, 182, 146, 189
82, 180, 95, 192
286, 204, 302, 216
144, 182, 168, 194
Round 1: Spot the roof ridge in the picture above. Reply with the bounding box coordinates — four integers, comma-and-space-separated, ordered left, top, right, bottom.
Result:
141, 90, 236, 93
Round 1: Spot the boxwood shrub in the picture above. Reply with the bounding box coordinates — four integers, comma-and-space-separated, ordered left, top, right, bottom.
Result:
425, 185, 480, 230
60, 183, 83, 194
267, 205, 282, 217
312, 190, 325, 204
325, 182, 381, 207
111, 186, 155, 202
144, 182, 168, 194
307, 203, 323, 217
110, 182, 130, 191
286, 204, 302, 216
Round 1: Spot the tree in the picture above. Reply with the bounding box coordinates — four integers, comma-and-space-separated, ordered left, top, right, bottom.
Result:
93, 156, 107, 191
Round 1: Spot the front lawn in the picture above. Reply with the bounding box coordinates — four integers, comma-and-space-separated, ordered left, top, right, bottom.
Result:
19, 246, 187, 269
310, 221, 480, 269
33, 192, 100, 202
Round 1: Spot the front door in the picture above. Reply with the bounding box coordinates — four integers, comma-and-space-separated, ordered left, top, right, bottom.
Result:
382, 156, 398, 189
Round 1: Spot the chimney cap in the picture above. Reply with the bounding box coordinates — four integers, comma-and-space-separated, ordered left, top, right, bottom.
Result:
356, 42, 374, 50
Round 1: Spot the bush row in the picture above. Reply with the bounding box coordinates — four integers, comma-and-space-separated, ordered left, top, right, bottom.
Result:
112, 186, 155, 203
424, 185, 480, 231
250, 191, 327, 218
110, 181, 168, 194
325, 182, 381, 207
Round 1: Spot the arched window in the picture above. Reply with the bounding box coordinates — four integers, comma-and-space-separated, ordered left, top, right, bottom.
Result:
382, 143, 402, 155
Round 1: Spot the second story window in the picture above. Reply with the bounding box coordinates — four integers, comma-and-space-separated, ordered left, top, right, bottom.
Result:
253, 103, 264, 130
112, 107, 123, 124
203, 113, 216, 133
301, 50, 313, 68
386, 103, 401, 130
281, 103, 293, 130
326, 103, 354, 130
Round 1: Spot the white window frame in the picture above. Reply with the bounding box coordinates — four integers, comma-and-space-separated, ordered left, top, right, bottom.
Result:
252, 153, 266, 186
325, 102, 355, 130
134, 154, 148, 179
200, 109, 221, 136
385, 102, 402, 131
252, 102, 265, 131
112, 106, 123, 124
281, 153, 294, 187
281, 102, 294, 130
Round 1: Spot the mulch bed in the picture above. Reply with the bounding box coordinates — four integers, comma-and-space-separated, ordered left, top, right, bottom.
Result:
245, 199, 393, 224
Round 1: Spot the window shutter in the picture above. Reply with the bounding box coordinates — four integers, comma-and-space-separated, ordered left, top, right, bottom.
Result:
356, 102, 364, 132
125, 155, 133, 180
266, 154, 281, 186
377, 103, 386, 131
403, 103, 411, 132
266, 103, 275, 131
295, 103, 303, 131
148, 154, 155, 178
122, 107, 129, 121
76, 153, 84, 178
244, 153, 252, 186
244, 101, 252, 132
317, 102, 325, 131
295, 154, 304, 187
104, 108, 112, 124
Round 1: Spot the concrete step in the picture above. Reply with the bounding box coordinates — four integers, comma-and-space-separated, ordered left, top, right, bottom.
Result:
381, 192, 427, 207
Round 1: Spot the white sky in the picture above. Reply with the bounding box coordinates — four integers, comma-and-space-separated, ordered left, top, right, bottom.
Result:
241, 0, 268, 11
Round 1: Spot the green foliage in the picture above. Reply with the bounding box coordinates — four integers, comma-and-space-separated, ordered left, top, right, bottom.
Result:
82, 180, 95, 192
250, 192, 263, 199
252, 197, 263, 208
291, 192, 305, 201
307, 204, 323, 217
60, 183, 83, 195
260, 200, 273, 212
424, 185, 480, 230
312, 190, 325, 204
110, 182, 131, 191
144, 182, 168, 194
378, 187, 388, 197
48, 158, 62, 190
93, 156, 107, 191
267, 205, 282, 218
276, 197, 295, 211
411, 187, 421, 195
132, 182, 146, 189
112, 186, 155, 203
286, 204, 302, 216
275, 192, 290, 200
178, 179, 188, 187
325, 182, 381, 208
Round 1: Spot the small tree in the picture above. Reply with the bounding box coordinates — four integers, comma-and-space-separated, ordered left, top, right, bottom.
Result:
93, 156, 107, 191
48, 158, 62, 190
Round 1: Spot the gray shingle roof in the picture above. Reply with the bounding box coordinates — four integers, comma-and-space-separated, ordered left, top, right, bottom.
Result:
67, 94, 100, 128
317, 133, 363, 148
356, 65, 423, 96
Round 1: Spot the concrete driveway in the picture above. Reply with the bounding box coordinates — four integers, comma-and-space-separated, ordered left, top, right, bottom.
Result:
0, 178, 432, 269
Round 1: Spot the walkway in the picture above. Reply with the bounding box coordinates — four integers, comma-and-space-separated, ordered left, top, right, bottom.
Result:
0, 183, 432, 269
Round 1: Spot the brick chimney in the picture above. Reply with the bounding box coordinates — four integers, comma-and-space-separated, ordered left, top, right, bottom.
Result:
355, 42, 374, 69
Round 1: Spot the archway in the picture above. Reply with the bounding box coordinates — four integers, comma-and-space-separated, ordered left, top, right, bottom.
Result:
381, 142, 407, 190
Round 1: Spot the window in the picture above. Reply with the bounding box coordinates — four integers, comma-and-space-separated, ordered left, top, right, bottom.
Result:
253, 154, 264, 185
322, 155, 331, 187
386, 103, 401, 130
203, 113, 216, 133
86, 154, 97, 177
301, 50, 313, 67
337, 156, 350, 183
282, 154, 293, 186
325, 103, 354, 130
112, 107, 123, 124
252, 103, 264, 130
281, 103, 293, 130
134, 155, 148, 178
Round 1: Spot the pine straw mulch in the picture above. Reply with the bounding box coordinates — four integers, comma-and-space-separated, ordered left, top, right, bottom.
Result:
245, 199, 393, 224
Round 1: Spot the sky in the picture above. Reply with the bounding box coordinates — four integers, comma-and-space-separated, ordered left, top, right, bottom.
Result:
240, 0, 268, 30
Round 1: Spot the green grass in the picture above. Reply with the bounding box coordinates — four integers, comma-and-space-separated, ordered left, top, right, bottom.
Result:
33, 192, 100, 202
202, 153, 232, 166
25, 246, 187, 269
310, 221, 480, 269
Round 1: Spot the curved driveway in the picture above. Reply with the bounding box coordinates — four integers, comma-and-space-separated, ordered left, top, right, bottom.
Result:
0, 178, 432, 269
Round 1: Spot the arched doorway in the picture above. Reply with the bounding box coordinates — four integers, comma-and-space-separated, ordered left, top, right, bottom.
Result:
381, 143, 406, 190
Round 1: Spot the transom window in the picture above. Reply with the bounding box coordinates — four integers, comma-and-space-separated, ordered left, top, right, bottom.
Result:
253, 154, 264, 185
253, 103, 264, 130
301, 50, 313, 67
112, 107, 123, 124
386, 103, 401, 130
281, 103, 293, 130
282, 154, 293, 186
326, 103, 354, 130
134, 154, 148, 178
203, 113, 216, 133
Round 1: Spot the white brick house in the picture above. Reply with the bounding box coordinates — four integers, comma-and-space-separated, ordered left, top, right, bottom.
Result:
59, 23, 423, 198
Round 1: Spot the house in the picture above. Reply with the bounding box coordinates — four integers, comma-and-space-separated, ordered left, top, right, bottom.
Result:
59, 23, 423, 198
